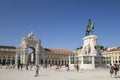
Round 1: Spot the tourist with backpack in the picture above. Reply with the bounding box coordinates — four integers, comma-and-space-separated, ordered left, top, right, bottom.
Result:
110, 64, 114, 77
114, 64, 119, 78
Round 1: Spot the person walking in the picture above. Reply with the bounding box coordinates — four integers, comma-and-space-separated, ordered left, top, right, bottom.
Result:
109, 64, 114, 77
35, 65, 39, 77
17, 64, 20, 70
26, 64, 29, 71
20, 64, 23, 71
66, 64, 69, 71
76, 64, 79, 72
114, 64, 119, 78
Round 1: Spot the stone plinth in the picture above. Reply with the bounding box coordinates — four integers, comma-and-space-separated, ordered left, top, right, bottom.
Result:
82, 35, 98, 56
77, 35, 98, 69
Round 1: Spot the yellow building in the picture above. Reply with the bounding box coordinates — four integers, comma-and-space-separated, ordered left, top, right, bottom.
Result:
0, 46, 16, 65
0, 33, 76, 66
102, 47, 120, 65
0, 45, 75, 66
43, 48, 75, 65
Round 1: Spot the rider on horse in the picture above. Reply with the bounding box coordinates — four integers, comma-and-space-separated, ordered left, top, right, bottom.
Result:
86, 19, 94, 36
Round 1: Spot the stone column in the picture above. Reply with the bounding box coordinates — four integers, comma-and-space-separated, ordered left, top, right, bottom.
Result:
46, 59, 48, 64
111, 55, 113, 65
23, 54, 26, 64
15, 53, 18, 65
25, 54, 28, 64
31, 53, 33, 62
56, 59, 58, 65
10, 58, 12, 65
35, 54, 38, 65
35, 44, 40, 65
118, 56, 120, 64
92, 56, 95, 64
35, 53, 39, 65
6, 58, 7, 64
20, 54, 23, 64
23, 52, 27, 64
68, 53, 71, 65
43, 58, 45, 65
54, 59, 56, 65
81, 56, 84, 64
60, 60, 62, 65
66, 60, 68, 65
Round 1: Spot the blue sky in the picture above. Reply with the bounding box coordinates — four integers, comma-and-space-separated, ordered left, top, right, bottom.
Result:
0, 0, 120, 51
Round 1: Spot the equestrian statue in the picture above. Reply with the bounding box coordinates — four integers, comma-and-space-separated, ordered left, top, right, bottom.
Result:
85, 19, 94, 36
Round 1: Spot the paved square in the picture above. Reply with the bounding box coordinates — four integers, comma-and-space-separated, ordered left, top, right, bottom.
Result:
0, 66, 119, 80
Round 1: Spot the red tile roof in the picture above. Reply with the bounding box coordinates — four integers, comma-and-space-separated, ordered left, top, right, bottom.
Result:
45, 48, 73, 53
106, 47, 120, 52
0, 45, 16, 49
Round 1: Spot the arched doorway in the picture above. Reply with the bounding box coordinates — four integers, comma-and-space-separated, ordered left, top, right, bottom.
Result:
7, 59, 10, 64
3, 59, 6, 65
12, 59, 15, 64
0, 59, 1, 64
55, 60, 57, 65
40, 60, 43, 64
27, 47, 36, 64
62, 60, 64, 65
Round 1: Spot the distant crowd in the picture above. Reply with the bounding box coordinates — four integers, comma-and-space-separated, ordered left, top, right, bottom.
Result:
0, 63, 81, 72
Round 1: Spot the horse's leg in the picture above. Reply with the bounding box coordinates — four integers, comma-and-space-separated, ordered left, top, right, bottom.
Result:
86, 32, 88, 36
88, 31, 89, 35
85, 31, 87, 36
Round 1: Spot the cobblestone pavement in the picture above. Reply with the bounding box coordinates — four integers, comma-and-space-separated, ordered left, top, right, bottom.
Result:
0, 66, 119, 80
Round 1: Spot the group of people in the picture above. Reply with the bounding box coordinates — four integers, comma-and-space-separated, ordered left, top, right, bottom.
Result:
17, 63, 39, 77
110, 64, 120, 78
17, 64, 39, 77
5, 64, 16, 69
17, 64, 34, 71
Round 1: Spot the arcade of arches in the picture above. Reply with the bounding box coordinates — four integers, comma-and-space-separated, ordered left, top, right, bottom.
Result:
0, 46, 16, 65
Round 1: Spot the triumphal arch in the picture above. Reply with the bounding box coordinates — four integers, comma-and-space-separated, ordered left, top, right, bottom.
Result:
15, 32, 42, 65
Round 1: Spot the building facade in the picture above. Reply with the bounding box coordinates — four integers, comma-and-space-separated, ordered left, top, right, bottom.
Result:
43, 48, 75, 65
16, 32, 75, 65
102, 47, 120, 65
1, 32, 120, 66
0, 46, 16, 65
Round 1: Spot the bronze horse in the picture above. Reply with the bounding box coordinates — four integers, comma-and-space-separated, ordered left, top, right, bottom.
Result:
85, 19, 94, 36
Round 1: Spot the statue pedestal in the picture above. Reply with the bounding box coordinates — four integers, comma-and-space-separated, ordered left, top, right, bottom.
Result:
82, 35, 98, 56
77, 35, 98, 69
79, 55, 96, 69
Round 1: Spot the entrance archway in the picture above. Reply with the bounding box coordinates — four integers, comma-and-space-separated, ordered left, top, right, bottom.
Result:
27, 47, 36, 64
16, 32, 41, 65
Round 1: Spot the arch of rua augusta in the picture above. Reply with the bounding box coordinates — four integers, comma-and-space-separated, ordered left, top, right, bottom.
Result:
15, 32, 75, 66
16, 32, 42, 65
